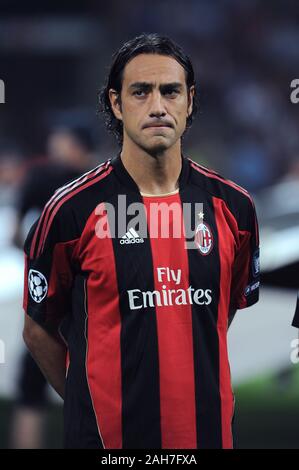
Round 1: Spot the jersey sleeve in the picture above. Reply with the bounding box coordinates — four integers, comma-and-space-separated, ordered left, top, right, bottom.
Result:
23, 202, 78, 336
291, 292, 299, 328
229, 196, 260, 310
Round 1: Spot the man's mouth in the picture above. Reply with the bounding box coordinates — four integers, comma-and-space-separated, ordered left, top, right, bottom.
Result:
143, 122, 173, 129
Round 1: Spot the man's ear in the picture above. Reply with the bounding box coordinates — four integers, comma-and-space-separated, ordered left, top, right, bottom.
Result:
187, 85, 195, 117
108, 89, 123, 121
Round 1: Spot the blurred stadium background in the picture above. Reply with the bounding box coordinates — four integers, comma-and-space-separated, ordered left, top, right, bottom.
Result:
0, 0, 298, 448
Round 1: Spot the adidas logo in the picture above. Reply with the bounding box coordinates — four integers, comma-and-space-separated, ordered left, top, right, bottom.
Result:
120, 228, 144, 245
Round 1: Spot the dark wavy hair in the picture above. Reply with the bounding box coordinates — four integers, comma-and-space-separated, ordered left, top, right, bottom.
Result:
98, 33, 198, 146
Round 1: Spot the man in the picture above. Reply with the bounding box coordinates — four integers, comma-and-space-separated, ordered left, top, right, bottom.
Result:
22, 33, 260, 449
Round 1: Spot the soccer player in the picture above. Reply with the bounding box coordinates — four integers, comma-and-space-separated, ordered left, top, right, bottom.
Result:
22, 33, 260, 449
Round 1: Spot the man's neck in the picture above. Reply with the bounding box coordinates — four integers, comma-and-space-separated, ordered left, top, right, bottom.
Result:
120, 143, 182, 196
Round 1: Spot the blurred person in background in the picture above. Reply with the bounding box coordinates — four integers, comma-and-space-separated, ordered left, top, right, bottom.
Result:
0, 144, 24, 248
0, 144, 24, 208
14, 126, 97, 248
10, 125, 96, 449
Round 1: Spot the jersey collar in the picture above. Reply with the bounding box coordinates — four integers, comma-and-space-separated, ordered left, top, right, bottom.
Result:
111, 151, 190, 194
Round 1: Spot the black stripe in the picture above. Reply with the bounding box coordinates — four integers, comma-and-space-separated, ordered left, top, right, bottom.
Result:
108, 189, 162, 449
180, 185, 222, 448
32, 161, 110, 259
62, 273, 103, 448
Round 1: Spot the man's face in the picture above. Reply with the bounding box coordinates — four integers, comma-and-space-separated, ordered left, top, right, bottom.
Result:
47, 131, 88, 170
109, 53, 194, 154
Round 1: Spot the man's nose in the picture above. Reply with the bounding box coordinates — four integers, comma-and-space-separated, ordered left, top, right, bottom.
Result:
149, 91, 166, 117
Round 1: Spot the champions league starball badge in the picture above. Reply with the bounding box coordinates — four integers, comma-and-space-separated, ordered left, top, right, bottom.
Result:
195, 212, 214, 256
28, 269, 48, 303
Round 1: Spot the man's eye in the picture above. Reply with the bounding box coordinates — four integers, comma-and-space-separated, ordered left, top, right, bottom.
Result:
164, 89, 179, 97
133, 90, 145, 96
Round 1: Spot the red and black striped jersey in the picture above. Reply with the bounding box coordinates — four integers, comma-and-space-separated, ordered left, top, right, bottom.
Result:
23, 153, 260, 449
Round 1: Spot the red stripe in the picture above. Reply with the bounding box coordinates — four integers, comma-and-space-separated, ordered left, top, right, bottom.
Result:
82, 206, 122, 449
143, 194, 197, 449
30, 161, 109, 259
189, 160, 252, 200
37, 164, 113, 258
213, 197, 237, 448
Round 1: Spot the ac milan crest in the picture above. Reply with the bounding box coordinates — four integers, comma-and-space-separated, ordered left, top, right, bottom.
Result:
195, 214, 213, 256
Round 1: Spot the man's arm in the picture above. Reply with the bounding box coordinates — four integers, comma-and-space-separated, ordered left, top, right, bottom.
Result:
23, 314, 67, 400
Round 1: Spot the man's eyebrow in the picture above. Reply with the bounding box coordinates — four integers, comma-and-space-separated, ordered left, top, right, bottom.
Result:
160, 82, 183, 90
129, 82, 151, 90
128, 81, 184, 90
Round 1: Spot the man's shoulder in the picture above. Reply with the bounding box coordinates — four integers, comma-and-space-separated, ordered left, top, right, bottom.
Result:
24, 158, 115, 257
55, 157, 113, 200
187, 157, 254, 209
47, 157, 116, 217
